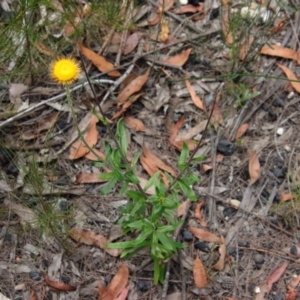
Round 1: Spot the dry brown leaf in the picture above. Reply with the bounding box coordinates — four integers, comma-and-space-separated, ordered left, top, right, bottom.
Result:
119, 73, 138, 92
137, 176, 156, 195
79, 41, 121, 77
148, 12, 161, 25
174, 3, 204, 14
35, 42, 52, 56
140, 155, 159, 176
30, 289, 38, 300
74, 173, 107, 184
142, 145, 176, 177
118, 69, 149, 102
68, 115, 99, 160
249, 150, 260, 185
193, 255, 207, 288
280, 193, 295, 202
267, 262, 288, 291
158, 0, 174, 12
286, 285, 298, 300
161, 48, 192, 67
189, 226, 221, 243
69, 228, 121, 257
261, 45, 300, 64
43, 275, 76, 291
169, 117, 196, 150
239, 36, 254, 60
124, 117, 145, 132
277, 63, 300, 93
98, 264, 129, 300
209, 94, 224, 127
221, 0, 233, 44
112, 93, 143, 119
123, 33, 140, 55
194, 201, 207, 227
113, 286, 129, 300
201, 164, 212, 172
85, 148, 106, 161
213, 237, 226, 270
235, 123, 249, 139
290, 274, 300, 288
269, 18, 286, 34
185, 79, 205, 110
159, 19, 170, 43
177, 200, 189, 217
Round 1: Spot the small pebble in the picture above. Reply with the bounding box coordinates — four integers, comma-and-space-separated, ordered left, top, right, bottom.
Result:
238, 240, 250, 248
223, 207, 236, 219
276, 128, 284, 135
253, 253, 264, 264
290, 245, 297, 255
287, 92, 294, 99
272, 97, 284, 107
217, 140, 237, 156
268, 110, 277, 122
6, 163, 19, 176
273, 295, 284, 300
194, 241, 210, 253
182, 230, 193, 242
137, 281, 148, 292
29, 271, 41, 281
284, 145, 291, 152
230, 199, 241, 208
228, 247, 244, 259
61, 275, 70, 283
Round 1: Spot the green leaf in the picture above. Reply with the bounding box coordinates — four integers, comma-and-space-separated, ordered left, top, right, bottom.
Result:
119, 182, 129, 195
124, 172, 140, 184
98, 172, 114, 180
191, 155, 206, 162
131, 148, 142, 165
178, 142, 189, 167
177, 179, 197, 201
104, 141, 112, 156
143, 171, 160, 192
113, 168, 123, 181
126, 190, 144, 201
157, 232, 173, 251
156, 221, 183, 233
117, 119, 128, 157
100, 177, 118, 195
120, 243, 150, 258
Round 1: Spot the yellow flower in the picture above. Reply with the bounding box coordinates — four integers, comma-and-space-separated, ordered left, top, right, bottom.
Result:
50, 58, 81, 85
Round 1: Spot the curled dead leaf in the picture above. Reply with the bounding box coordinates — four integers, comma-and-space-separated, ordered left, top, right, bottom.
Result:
280, 193, 295, 202
79, 41, 121, 77
43, 275, 76, 291
174, 3, 204, 14
68, 228, 121, 257
235, 123, 249, 139
118, 69, 150, 102
277, 63, 300, 93
124, 117, 145, 132
74, 173, 107, 184
261, 45, 300, 64
189, 226, 221, 243
161, 48, 192, 67
249, 150, 260, 185
185, 79, 205, 110
193, 255, 207, 288
213, 237, 226, 271
98, 264, 129, 300
267, 262, 288, 291
194, 201, 207, 227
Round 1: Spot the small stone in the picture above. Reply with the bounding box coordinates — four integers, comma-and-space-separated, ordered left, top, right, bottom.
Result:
253, 253, 264, 264
284, 145, 291, 152
6, 162, 19, 176
228, 247, 244, 259
137, 281, 148, 292
272, 97, 284, 107
254, 286, 261, 293
272, 166, 287, 179
287, 92, 294, 99
290, 245, 297, 255
273, 296, 284, 300
29, 271, 41, 281
276, 128, 284, 135
217, 140, 237, 156
261, 103, 269, 111
61, 275, 70, 283
238, 240, 250, 248
96, 124, 107, 135
194, 241, 210, 253
230, 199, 241, 208
268, 111, 277, 122
182, 230, 193, 242
223, 207, 236, 219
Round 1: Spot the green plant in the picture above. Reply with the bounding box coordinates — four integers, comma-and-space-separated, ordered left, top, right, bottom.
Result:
93, 121, 201, 284
228, 82, 260, 108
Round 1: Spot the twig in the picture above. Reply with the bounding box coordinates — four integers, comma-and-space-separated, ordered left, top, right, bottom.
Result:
161, 200, 191, 300
0, 79, 114, 129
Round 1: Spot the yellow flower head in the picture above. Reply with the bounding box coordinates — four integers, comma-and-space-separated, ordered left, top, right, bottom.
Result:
50, 57, 81, 85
